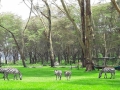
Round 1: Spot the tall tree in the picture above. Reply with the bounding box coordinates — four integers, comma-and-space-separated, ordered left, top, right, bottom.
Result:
84, 0, 94, 70
61, 0, 94, 71
41, 0, 55, 67
0, 13, 27, 67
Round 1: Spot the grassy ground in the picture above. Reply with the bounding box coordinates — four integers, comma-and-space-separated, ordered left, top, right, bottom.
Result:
0, 65, 120, 90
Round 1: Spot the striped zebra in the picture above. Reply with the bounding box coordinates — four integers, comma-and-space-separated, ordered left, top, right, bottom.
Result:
64, 71, 71, 80
99, 67, 115, 79
54, 70, 62, 80
4, 68, 22, 80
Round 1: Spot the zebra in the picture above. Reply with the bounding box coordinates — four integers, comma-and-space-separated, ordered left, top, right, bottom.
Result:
4, 68, 22, 80
54, 70, 62, 80
64, 71, 71, 80
98, 67, 115, 79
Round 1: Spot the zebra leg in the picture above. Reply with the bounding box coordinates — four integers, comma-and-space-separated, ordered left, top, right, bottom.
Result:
3, 73, 6, 80
15, 74, 18, 80
6, 73, 9, 80
56, 75, 57, 80
16, 74, 18, 80
110, 73, 112, 79
2, 72, 5, 78
14, 74, 17, 80
114, 72, 115, 79
104, 73, 107, 78
60, 76, 61, 80
69, 75, 71, 80
104, 73, 106, 78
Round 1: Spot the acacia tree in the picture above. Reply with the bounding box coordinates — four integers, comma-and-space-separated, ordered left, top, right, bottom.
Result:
0, 13, 26, 67
24, 0, 55, 67
39, 0, 55, 67
0, 0, 33, 67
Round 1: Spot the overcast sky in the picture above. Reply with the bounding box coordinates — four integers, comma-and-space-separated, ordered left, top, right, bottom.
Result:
0, 0, 111, 20
0, 0, 30, 20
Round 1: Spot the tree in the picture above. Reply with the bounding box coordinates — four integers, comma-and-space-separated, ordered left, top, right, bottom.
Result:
24, 0, 55, 67
84, 0, 94, 71
0, 13, 27, 67
60, 0, 94, 71
41, 0, 55, 67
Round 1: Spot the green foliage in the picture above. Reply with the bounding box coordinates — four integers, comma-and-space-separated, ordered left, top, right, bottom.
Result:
0, 66, 120, 90
0, 12, 23, 48
98, 53, 103, 58
92, 3, 111, 17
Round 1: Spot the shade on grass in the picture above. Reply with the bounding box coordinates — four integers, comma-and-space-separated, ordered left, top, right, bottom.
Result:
0, 66, 120, 90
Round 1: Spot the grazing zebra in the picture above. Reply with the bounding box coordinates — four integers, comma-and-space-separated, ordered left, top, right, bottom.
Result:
4, 68, 22, 80
99, 67, 115, 79
64, 71, 71, 80
54, 70, 62, 80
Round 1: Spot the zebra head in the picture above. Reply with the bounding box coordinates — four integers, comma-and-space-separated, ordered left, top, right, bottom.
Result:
64, 71, 71, 76
19, 73, 22, 80
98, 70, 103, 78
54, 70, 62, 75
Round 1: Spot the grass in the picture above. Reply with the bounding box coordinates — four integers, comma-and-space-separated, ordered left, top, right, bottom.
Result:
0, 65, 120, 90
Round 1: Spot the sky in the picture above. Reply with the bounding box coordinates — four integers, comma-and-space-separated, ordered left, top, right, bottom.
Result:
0, 0, 30, 20
0, 0, 111, 20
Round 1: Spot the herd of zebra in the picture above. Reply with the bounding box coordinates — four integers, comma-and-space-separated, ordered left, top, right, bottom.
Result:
0, 66, 116, 81
55, 67, 116, 80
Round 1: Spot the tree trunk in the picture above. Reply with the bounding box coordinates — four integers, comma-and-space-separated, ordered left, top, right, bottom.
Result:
103, 33, 107, 66
0, 53, 2, 67
85, 0, 94, 71
43, 0, 55, 67
80, 0, 86, 67
78, 0, 94, 70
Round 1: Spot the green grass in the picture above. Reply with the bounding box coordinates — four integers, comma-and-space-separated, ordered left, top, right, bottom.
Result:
0, 65, 120, 90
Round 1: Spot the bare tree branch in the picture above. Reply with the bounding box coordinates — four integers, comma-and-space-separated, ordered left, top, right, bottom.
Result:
23, 0, 48, 31
61, 0, 85, 53
52, 0, 66, 14
23, 0, 33, 33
